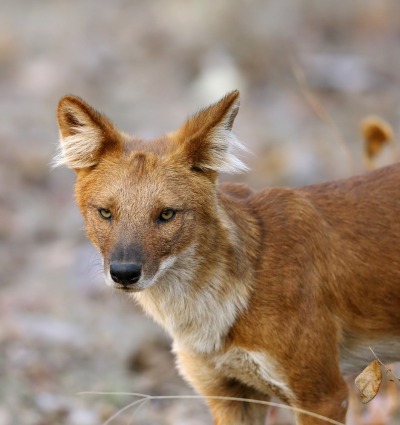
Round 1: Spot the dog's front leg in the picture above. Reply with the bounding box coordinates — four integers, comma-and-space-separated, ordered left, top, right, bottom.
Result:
288, 354, 349, 425
175, 350, 269, 425
294, 388, 348, 425
207, 379, 269, 425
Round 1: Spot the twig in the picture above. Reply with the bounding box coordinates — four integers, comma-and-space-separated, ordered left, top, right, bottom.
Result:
369, 346, 400, 381
102, 398, 147, 425
78, 391, 345, 425
291, 59, 355, 174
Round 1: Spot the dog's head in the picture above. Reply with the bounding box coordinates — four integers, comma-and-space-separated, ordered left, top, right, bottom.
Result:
55, 92, 246, 292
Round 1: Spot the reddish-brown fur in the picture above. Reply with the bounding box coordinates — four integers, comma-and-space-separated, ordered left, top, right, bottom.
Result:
56, 91, 400, 425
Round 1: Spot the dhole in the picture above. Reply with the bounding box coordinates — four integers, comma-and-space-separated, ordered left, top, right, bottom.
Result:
55, 91, 400, 425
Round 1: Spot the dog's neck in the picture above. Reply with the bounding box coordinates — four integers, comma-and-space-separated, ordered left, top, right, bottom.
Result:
134, 196, 258, 354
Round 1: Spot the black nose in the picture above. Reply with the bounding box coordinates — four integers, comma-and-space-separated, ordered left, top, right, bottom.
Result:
110, 262, 142, 285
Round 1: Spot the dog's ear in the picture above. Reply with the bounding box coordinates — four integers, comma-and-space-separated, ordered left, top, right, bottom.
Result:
54, 96, 123, 171
175, 90, 248, 174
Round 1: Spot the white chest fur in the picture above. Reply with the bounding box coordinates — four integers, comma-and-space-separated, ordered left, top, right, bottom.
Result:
213, 348, 295, 402
134, 247, 250, 353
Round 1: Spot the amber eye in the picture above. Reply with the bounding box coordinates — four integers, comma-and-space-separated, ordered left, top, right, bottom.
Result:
159, 209, 176, 222
98, 208, 112, 220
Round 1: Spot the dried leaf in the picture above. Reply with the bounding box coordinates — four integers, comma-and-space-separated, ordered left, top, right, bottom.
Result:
355, 360, 382, 403
360, 116, 393, 159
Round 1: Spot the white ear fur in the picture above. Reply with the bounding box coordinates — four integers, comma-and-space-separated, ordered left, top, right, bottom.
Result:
53, 102, 103, 169
53, 96, 116, 170
180, 91, 249, 174
203, 99, 249, 174
53, 128, 103, 169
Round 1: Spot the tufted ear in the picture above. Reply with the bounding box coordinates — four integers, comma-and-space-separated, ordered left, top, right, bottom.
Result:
53, 96, 123, 170
175, 90, 248, 174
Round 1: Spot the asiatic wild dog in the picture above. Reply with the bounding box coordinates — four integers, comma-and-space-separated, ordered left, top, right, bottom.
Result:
55, 91, 400, 425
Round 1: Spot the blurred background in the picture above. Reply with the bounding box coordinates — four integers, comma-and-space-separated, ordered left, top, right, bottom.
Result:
0, 1, 399, 424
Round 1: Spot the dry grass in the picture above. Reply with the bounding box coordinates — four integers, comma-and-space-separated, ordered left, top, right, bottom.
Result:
79, 391, 346, 425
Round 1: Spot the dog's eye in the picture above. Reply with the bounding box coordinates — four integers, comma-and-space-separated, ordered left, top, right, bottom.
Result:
159, 209, 176, 222
98, 208, 112, 220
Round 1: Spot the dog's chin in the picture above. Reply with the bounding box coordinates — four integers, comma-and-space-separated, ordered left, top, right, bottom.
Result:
113, 284, 143, 293
104, 273, 159, 293
103, 255, 178, 294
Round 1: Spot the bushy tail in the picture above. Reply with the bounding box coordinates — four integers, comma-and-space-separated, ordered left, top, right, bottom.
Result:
360, 115, 393, 160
